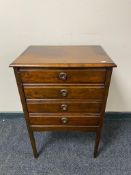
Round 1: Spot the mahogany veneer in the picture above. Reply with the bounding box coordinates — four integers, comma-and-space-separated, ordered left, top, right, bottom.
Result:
10, 45, 116, 158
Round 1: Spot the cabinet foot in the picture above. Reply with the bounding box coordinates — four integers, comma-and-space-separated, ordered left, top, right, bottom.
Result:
94, 129, 101, 158
28, 129, 38, 158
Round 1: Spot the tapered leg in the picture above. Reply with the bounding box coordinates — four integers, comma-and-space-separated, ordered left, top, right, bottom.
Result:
94, 128, 101, 158
28, 129, 38, 158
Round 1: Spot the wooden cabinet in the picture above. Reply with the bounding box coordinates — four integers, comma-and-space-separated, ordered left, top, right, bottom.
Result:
10, 46, 116, 158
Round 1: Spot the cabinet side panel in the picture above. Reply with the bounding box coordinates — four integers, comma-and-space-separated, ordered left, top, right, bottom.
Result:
14, 67, 39, 157
13, 67, 30, 124
100, 68, 113, 127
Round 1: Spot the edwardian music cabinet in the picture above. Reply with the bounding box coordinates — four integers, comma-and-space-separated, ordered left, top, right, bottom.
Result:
10, 46, 116, 158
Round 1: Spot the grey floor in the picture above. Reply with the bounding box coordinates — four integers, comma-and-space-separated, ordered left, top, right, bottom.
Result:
0, 118, 131, 175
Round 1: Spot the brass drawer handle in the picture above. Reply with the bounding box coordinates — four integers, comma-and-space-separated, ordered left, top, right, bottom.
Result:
59, 72, 67, 80
61, 117, 68, 124
60, 104, 68, 111
60, 89, 68, 97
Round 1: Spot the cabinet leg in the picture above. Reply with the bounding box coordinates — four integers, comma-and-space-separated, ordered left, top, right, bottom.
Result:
94, 129, 101, 158
28, 129, 38, 158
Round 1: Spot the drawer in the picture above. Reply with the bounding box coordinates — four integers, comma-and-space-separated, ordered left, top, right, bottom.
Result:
24, 85, 105, 99
27, 99, 103, 113
29, 114, 100, 126
20, 68, 106, 83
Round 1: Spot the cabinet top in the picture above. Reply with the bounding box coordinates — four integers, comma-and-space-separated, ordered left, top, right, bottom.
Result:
10, 45, 116, 68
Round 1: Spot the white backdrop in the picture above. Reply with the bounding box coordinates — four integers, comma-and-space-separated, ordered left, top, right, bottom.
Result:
0, 0, 131, 111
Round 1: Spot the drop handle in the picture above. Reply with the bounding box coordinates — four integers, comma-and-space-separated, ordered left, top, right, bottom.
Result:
61, 117, 68, 124
60, 89, 68, 97
60, 104, 68, 111
59, 72, 67, 80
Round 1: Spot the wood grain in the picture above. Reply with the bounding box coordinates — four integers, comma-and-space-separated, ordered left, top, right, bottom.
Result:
9, 46, 116, 68
20, 68, 106, 83
24, 85, 105, 99
30, 125, 99, 132
27, 99, 103, 113
10, 46, 117, 158
29, 115, 100, 126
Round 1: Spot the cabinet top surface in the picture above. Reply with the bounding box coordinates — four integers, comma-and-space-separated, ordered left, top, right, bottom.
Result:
10, 45, 116, 68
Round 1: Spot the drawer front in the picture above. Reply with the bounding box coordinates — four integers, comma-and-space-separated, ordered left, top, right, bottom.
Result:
27, 100, 102, 113
20, 68, 106, 83
29, 114, 100, 126
24, 85, 105, 99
